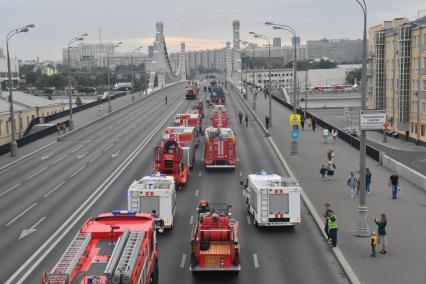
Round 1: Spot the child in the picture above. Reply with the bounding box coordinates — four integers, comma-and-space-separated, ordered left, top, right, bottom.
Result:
320, 165, 327, 180
370, 231, 377, 257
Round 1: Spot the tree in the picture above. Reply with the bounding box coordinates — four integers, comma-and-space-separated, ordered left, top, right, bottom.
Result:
75, 95, 83, 106
346, 69, 362, 84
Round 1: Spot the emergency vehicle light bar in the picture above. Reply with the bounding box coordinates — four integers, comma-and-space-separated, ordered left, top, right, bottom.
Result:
112, 210, 137, 215
149, 172, 167, 177
256, 170, 272, 175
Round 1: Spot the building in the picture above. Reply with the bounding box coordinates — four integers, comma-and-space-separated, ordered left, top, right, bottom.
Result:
244, 68, 294, 90
0, 91, 63, 145
0, 48, 19, 87
62, 42, 116, 69
242, 45, 308, 65
148, 45, 154, 58
367, 16, 426, 142
307, 38, 363, 63
292, 36, 301, 49
273, 37, 282, 48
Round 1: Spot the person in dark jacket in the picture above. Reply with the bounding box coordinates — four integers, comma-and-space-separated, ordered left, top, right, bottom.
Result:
312, 118, 317, 131
389, 173, 399, 199
375, 213, 387, 254
366, 168, 372, 194
245, 113, 248, 127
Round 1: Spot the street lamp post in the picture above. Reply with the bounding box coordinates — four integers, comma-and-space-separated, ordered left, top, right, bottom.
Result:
266, 22, 298, 153
239, 40, 248, 95
131, 46, 143, 102
6, 24, 35, 157
107, 42, 122, 113
354, 0, 370, 237
250, 32, 272, 124
67, 33, 88, 131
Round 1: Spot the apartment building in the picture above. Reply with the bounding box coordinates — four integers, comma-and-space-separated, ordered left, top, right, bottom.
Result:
368, 16, 426, 142
307, 38, 362, 63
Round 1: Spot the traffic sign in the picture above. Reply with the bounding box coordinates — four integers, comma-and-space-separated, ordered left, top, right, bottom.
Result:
291, 130, 299, 140
289, 114, 301, 126
344, 106, 350, 117
359, 110, 386, 130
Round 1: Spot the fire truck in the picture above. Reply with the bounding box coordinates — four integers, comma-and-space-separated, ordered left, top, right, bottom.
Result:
162, 126, 197, 163
242, 171, 301, 227
153, 138, 190, 188
211, 107, 229, 128
186, 84, 199, 100
204, 127, 236, 169
210, 86, 225, 105
42, 211, 158, 284
174, 113, 202, 144
190, 202, 241, 273
128, 173, 176, 231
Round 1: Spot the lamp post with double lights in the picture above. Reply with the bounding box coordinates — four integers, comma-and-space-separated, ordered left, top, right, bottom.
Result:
131, 46, 143, 102
239, 40, 248, 94
67, 33, 88, 131
265, 22, 298, 153
249, 31, 271, 123
6, 24, 36, 156
107, 42, 122, 113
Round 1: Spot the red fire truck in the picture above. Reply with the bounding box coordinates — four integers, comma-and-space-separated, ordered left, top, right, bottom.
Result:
162, 126, 197, 163
186, 84, 199, 100
190, 202, 241, 273
211, 106, 229, 128
204, 127, 236, 169
42, 210, 158, 284
174, 113, 202, 144
153, 138, 190, 188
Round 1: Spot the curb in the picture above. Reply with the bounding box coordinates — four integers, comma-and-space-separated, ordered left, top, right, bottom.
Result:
230, 81, 361, 284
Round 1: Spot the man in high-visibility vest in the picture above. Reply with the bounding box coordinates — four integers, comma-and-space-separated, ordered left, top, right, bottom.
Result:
328, 210, 338, 247
370, 231, 378, 257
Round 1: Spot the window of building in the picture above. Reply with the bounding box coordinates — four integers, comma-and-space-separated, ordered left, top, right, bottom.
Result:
0, 121, 2, 135
6, 121, 9, 135
422, 125, 425, 136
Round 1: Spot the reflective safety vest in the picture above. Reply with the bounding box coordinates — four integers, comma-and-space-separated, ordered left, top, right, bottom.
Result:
328, 215, 337, 230
371, 235, 377, 245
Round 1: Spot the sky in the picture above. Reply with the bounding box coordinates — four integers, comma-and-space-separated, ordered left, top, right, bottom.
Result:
0, 0, 424, 61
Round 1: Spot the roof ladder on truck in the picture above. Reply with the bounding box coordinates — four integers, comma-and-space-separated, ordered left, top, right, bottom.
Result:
112, 230, 146, 284
45, 232, 92, 283
260, 188, 269, 223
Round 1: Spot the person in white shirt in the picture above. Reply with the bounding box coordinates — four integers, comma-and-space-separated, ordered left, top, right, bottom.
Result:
323, 128, 329, 144
331, 129, 338, 144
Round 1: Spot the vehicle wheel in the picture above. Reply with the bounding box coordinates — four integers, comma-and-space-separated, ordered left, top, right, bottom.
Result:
151, 261, 159, 284
254, 219, 259, 228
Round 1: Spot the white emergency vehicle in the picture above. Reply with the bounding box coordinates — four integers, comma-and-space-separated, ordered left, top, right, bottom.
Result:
242, 171, 301, 227
128, 173, 176, 231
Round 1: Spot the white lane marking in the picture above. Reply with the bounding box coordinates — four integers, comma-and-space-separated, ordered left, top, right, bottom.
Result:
41, 153, 55, 160
0, 183, 21, 198
246, 215, 251, 225
77, 151, 88, 159
6, 203, 38, 227
71, 145, 84, 153
190, 215, 194, 225
70, 165, 86, 178
194, 189, 199, 197
43, 181, 66, 198
19, 216, 46, 240
112, 151, 120, 158
51, 154, 68, 165
27, 167, 48, 180
103, 143, 114, 152
239, 171, 243, 177
89, 153, 102, 163
253, 253, 259, 268
180, 254, 186, 268
198, 171, 202, 177
237, 156, 240, 162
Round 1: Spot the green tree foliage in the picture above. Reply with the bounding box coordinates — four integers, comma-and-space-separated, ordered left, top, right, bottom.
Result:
345, 69, 362, 84
75, 95, 83, 106
285, 59, 337, 70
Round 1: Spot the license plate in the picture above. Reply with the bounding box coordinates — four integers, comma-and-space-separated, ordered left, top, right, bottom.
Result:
204, 256, 220, 267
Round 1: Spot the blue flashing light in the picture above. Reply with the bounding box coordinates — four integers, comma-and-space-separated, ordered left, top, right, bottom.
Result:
112, 210, 137, 215
150, 172, 167, 177
256, 170, 272, 175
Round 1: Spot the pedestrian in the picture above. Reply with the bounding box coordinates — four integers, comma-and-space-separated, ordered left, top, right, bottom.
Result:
346, 172, 358, 198
245, 113, 248, 127
366, 168, 372, 194
327, 147, 335, 161
312, 118, 316, 131
306, 116, 312, 129
324, 203, 332, 240
320, 165, 327, 180
370, 231, 377, 257
165, 96, 168, 105
238, 111, 243, 125
98, 105, 101, 113
328, 210, 338, 247
331, 128, 338, 144
326, 160, 336, 179
328, 128, 333, 144
264, 89, 267, 99
301, 116, 305, 130
323, 128, 329, 144
389, 173, 399, 199
375, 214, 387, 254
265, 115, 270, 129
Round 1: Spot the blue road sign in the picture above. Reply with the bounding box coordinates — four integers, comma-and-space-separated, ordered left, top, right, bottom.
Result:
291, 130, 299, 140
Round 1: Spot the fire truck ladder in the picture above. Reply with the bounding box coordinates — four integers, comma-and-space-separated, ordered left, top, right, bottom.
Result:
111, 230, 146, 283
260, 188, 269, 223
46, 232, 92, 283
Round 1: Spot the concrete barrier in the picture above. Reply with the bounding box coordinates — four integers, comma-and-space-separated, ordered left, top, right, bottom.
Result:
381, 153, 426, 191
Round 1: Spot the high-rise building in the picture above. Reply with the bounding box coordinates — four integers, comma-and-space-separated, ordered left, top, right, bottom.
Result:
307, 38, 362, 63
368, 16, 426, 143
273, 37, 282, 47
292, 36, 300, 48
148, 45, 154, 58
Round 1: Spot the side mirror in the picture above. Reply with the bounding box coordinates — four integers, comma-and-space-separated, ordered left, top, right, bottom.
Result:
239, 181, 243, 186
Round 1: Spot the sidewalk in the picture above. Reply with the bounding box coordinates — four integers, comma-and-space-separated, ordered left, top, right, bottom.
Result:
0, 93, 140, 167
252, 95, 426, 283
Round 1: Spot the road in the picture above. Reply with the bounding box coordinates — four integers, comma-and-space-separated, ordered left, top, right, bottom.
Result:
4, 83, 347, 283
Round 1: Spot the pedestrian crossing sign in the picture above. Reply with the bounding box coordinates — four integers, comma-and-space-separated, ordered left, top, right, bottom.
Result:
289, 114, 301, 126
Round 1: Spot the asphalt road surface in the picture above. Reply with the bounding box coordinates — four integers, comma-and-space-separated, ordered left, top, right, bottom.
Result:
4, 82, 347, 283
